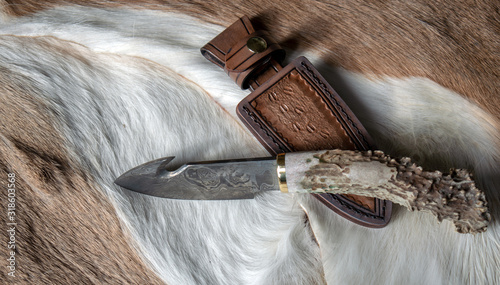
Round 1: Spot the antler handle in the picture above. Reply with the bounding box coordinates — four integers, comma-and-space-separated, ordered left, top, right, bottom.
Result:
283, 150, 490, 234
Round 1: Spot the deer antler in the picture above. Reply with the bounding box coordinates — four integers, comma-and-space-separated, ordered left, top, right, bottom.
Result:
289, 150, 490, 234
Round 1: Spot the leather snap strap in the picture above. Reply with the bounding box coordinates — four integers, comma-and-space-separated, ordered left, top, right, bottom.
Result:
201, 16, 285, 89
224, 31, 285, 89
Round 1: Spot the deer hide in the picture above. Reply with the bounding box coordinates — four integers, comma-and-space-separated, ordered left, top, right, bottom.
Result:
0, 1, 499, 284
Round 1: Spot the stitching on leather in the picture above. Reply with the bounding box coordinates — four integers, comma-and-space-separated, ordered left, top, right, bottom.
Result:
243, 105, 383, 220
241, 106, 288, 153
240, 64, 386, 221
298, 61, 388, 220
300, 62, 371, 149
328, 194, 384, 220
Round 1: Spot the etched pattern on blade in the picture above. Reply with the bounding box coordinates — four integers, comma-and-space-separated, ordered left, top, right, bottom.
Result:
117, 157, 280, 200
159, 158, 279, 199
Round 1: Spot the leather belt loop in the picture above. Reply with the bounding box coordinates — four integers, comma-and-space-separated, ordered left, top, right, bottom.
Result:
201, 16, 285, 89
224, 31, 285, 89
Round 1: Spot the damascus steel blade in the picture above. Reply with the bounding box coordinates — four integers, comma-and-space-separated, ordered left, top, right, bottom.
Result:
114, 156, 279, 199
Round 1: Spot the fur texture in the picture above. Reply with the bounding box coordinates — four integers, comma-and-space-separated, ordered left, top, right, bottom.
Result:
0, 1, 499, 284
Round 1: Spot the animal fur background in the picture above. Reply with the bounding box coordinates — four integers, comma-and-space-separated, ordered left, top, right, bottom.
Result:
0, 1, 499, 284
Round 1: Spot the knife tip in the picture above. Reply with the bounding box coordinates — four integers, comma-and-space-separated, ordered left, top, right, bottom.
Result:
114, 156, 177, 190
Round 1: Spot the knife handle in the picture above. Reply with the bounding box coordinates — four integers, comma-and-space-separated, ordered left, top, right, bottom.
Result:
282, 150, 397, 198
279, 149, 490, 234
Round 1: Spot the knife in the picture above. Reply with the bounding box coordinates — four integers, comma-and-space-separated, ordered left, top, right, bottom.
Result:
115, 149, 490, 234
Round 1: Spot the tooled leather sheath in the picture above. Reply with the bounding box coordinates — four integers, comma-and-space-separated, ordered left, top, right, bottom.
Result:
201, 16, 391, 227
251, 70, 355, 151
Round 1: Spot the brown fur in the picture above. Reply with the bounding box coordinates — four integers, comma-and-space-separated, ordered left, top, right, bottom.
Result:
0, 0, 498, 283
2, 0, 499, 128
0, 70, 163, 283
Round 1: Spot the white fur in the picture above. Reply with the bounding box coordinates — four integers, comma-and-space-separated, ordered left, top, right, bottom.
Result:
1, 6, 498, 284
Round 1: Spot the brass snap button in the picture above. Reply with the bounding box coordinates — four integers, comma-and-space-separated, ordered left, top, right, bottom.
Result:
246, 36, 267, 53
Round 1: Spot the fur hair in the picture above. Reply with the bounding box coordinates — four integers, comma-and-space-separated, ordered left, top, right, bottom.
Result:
0, 1, 499, 284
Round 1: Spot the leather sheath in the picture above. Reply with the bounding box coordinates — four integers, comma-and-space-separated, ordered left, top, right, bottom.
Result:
201, 16, 391, 228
